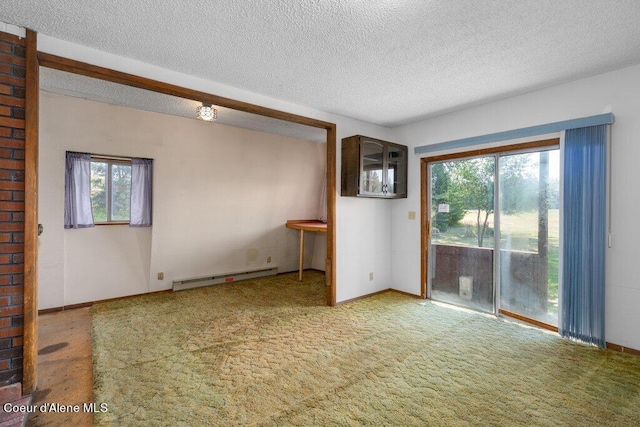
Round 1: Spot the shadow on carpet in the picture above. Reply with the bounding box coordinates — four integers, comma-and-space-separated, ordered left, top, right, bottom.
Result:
92, 271, 640, 426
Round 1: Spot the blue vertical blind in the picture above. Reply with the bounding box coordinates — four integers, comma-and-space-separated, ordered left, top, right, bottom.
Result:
560, 125, 607, 347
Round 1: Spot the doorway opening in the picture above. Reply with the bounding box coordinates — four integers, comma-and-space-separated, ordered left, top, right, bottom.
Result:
23, 43, 338, 394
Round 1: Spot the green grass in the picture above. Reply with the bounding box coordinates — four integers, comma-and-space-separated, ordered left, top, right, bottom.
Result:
434, 209, 558, 248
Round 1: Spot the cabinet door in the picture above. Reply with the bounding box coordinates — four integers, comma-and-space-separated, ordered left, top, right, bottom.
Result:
386, 144, 407, 197
360, 139, 385, 195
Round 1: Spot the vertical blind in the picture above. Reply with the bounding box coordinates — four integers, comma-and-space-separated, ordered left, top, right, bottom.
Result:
560, 125, 607, 347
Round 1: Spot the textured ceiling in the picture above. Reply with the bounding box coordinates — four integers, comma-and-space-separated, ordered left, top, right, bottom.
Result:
40, 68, 328, 143
3, 1, 640, 127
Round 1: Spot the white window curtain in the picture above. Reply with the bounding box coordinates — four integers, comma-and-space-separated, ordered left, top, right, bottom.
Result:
64, 151, 94, 229
130, 158, 153, 227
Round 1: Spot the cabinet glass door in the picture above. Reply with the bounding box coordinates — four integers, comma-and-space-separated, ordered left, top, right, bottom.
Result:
360, 140, 385, 195
387, 145, 406, 196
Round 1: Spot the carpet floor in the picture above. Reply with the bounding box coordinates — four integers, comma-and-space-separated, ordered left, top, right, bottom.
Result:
92, 271, 640, 426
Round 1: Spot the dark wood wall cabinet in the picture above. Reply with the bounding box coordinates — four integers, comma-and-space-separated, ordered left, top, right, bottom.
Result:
341, 135, 408, 198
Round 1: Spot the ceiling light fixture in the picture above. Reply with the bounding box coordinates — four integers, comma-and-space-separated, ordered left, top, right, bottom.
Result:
196, 103, 217, 121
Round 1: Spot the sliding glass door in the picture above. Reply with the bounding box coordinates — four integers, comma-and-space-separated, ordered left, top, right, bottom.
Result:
427, 145, 560, 327
499, 150, 559, 325
429, 156, 495, 313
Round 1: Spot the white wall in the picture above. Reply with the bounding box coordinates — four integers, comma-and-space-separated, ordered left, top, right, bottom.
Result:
393, 63, 640, 350
36, 34, 399, 304
39, 92, 327, 308
333, 125, 397, 302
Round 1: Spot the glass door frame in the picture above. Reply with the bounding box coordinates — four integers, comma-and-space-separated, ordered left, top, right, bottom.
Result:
420, 138, 560, 330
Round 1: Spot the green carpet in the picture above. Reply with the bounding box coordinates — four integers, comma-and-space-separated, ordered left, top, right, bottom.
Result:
92, 271, 640, 426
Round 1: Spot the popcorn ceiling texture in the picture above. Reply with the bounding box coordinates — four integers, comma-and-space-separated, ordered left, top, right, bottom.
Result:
2, 1, 640, 126
39, 68, 328, 143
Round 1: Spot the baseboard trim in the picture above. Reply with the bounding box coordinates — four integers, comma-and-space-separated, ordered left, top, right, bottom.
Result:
606, 342, 640, 357
336, 289, 390, 305
499, 309, 559, 333
279, 268, 326, 276
336, 288, 421, 305
388, 289, 422, 298
38, 289, 172, 315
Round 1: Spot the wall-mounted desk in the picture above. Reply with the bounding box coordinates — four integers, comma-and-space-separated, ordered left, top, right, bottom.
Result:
286, 220, 327, 281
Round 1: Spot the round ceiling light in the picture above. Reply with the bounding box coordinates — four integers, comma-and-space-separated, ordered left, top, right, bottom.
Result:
196, 103, 217, 121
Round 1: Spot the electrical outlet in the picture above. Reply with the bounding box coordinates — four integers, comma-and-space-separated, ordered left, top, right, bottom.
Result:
157, 272, 164, 280
369, 272, 374, 281
267, 256, 272, 263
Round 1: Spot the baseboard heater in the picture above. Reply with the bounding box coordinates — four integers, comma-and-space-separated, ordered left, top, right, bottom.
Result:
172, 267, 278, 292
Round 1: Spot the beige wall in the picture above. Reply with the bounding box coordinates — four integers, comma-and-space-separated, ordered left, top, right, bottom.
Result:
38, 91, 326, 309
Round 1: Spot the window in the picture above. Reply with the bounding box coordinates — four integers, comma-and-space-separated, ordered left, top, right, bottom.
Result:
65, 151, 152, 228
90, 158, 132, 223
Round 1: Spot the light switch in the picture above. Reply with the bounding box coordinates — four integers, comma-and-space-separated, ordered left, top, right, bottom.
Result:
408, 211, 416, 220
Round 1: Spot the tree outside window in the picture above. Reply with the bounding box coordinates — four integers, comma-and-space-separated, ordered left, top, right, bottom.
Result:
90, 159, 131, 223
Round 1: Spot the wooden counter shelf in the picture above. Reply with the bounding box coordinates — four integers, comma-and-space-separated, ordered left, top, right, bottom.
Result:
286, 220, 327, 281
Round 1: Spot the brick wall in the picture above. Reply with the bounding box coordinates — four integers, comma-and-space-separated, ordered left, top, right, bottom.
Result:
0, 31, 26, 386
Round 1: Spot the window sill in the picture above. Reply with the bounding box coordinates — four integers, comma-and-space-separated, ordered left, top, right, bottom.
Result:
95, 222, 129, 226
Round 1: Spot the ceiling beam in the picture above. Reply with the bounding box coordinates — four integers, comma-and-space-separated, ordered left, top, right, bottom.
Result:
37, 52, 335, 131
